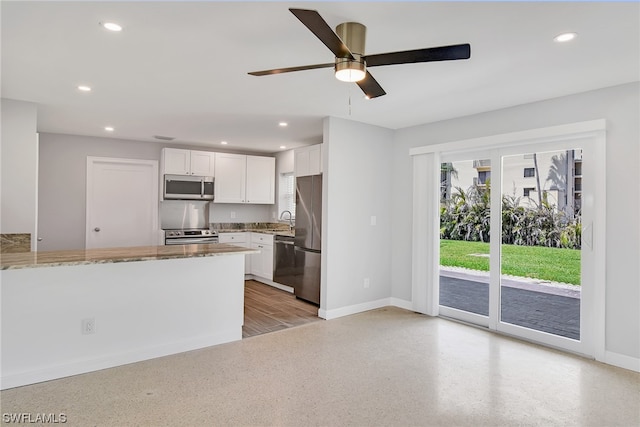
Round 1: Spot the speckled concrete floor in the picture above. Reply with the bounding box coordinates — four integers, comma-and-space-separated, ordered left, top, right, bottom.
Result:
1, 307, 638, 426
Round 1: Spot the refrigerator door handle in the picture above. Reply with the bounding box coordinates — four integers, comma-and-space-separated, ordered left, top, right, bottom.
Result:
294, 246, 321, 254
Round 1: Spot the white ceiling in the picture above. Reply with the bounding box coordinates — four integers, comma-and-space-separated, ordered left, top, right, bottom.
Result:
2, 1, 638, 154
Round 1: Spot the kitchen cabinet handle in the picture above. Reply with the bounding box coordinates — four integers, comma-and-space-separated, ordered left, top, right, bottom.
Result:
94, 227, 101, 232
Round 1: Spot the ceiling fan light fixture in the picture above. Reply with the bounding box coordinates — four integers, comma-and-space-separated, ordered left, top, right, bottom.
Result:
335, 60, 366, 82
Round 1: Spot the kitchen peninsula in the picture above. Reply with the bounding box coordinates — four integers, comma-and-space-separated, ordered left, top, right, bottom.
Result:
0, 243, 257, 390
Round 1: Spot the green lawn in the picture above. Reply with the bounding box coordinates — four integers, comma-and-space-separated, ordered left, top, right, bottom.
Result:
439, 239, 581, 285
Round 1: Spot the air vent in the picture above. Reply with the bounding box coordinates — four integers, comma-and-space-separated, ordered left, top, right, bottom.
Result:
153, 135, 175, 141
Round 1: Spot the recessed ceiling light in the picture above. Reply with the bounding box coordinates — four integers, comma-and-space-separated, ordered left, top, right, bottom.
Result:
278, 122, 288, 127
101, 22, 122, 32
221, 141, 228, 145
280, 145, 287, 149
554, 32, 577, 43
77, 85, 92, 92
104, 126, 114, 132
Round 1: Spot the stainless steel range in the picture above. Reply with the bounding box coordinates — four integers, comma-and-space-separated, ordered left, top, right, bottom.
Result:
160, 199, 218, 245
164, 229, 219, 245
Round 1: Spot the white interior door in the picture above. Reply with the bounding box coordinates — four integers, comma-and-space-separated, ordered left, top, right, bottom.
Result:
86, 157, 159, 249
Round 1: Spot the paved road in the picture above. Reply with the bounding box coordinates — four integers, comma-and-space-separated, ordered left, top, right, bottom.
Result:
439, 275, 580, 340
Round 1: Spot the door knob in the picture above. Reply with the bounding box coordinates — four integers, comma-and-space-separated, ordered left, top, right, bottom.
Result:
94, 227, 101, 232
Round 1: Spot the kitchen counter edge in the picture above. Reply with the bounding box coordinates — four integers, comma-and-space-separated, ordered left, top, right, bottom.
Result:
0, 243, 258, 271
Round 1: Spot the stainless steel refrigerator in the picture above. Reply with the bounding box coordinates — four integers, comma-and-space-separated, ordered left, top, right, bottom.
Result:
292, 174, 322, 305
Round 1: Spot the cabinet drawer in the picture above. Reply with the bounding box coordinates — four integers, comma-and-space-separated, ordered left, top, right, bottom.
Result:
250, 233, 273, 246
218, 232, 248, 244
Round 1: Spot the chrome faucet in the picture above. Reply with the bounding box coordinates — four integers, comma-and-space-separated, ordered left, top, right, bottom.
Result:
279, 210, 294, 231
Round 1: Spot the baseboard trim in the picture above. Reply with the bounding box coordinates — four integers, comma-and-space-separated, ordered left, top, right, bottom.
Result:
603, 350, 640, 372
0, 329, 241, 390
390, 297, 413, 311
318, 298, 413, 320
319, 298, 390, 320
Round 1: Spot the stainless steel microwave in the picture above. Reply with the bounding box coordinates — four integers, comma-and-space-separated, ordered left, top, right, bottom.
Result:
163, 174, 214, 200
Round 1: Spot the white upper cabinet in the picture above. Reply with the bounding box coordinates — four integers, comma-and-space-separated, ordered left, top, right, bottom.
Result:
246, 155, 275, 204
215, 154, 275, 204
161, 148, 215, 176
214, 153, 247, 203
162, 148, 190, 175
294, 144, 322, 177
189, 150, 215, 176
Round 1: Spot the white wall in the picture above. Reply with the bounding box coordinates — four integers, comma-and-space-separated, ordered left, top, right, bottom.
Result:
1, 99, 38, 249
391, 82, 640, 361
38, 133, 162, 250
38, 133, 273, 250
321, 117, 394, 316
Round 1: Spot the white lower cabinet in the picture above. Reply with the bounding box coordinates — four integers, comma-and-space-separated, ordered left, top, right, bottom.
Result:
250, 233, 274, 280
218, 232, 251, 274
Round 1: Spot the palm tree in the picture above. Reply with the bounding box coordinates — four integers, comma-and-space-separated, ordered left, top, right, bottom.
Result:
440, 162, 458, 201
532, 153, 543, 207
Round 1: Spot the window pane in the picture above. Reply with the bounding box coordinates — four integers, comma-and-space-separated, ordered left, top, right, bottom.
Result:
439, 159, 491, 316
279, 172, 296, 218
501, 149, 582, 340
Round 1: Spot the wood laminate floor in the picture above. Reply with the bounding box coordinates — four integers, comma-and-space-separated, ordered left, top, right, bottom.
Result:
243, 280, 321, 338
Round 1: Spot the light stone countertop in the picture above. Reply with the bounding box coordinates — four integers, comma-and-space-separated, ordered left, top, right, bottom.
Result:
210, 222, 294, 237
217, 229, 295, 237
0, 243, 258, 271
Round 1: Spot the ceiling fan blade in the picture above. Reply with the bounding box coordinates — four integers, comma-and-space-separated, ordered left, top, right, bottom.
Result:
356, 71, 386, 99
248, 63, 334, 76
364, 44, 471, 67
289, 8, 354, 59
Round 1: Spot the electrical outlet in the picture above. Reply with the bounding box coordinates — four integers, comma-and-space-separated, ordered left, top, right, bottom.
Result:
230, 211, 236, 219
370, 216, 377, 226
82, 318, 95, 335
364, 278, 370, 289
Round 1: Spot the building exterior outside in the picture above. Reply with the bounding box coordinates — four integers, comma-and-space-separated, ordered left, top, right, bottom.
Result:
441, 149, 582, 217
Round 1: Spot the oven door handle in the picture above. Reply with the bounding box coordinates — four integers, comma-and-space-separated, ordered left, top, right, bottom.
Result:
165, 238, 218, 245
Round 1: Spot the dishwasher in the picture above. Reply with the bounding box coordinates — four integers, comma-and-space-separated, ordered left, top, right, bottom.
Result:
273, 235, 296, 288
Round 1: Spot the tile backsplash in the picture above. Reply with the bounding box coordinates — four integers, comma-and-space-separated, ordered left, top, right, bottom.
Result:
210, 222, 290, 232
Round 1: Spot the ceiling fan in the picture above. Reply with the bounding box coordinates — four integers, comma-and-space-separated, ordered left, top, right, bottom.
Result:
249, 8, 471, 99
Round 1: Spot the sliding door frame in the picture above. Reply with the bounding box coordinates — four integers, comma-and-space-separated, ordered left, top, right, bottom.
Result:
410, 120, 606, 360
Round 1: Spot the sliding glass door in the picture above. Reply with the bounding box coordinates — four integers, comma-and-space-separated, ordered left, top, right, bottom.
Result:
439, 156, 491, 327
499, 149, 582, 341
438, 141, 594, 355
